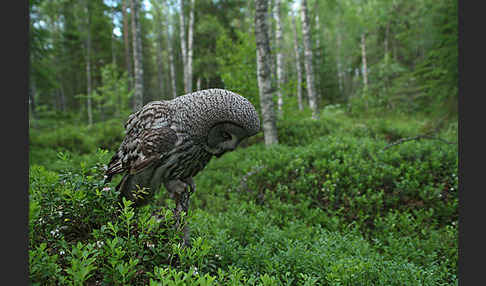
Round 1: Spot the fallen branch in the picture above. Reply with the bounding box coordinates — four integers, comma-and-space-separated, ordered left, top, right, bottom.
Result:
383, 134, 456, 150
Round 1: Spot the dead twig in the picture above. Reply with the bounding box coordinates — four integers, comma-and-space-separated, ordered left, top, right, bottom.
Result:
383, 134, 456, 150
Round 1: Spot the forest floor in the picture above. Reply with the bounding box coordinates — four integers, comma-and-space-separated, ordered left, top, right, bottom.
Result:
29, 106, 458, 285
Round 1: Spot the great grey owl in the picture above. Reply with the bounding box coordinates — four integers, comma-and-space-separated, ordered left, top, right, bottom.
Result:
104, 89, 260, 243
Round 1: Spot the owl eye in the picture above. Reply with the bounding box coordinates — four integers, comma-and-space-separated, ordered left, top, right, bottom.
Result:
221, 131, 232, 141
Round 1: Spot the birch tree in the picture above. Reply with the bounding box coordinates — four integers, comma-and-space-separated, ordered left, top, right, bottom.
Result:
336, 27, 344, 95
301, 0, 319, 119
151, 0, 165, 98
255, 0, 278, 145
179, 0, 195, 93
122, 0, 133, 91
274, 0, 283, 115
83, 0, 93, 125
131, 0, 144, 111
186, 0, 195, 93
179, 0, 187, 93
360, 32, 369, 92
292, 13, 303, 111
166, 15, 177, 99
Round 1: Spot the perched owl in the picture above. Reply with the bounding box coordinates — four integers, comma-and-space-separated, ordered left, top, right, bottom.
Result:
104, 89, 260, 242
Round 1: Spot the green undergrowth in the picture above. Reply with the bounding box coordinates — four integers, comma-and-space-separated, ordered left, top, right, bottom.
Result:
29, 108, 458, 285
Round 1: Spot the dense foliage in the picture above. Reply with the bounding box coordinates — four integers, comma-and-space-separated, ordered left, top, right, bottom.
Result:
29, 105, 458, 285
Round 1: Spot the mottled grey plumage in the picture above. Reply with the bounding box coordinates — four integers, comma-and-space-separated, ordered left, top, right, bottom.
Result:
105, 89, 260, 244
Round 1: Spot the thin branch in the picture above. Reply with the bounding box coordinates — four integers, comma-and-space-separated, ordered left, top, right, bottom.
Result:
383, 134, 456, 150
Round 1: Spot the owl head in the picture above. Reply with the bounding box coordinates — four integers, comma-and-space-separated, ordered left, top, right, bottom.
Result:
205, 122, 253, 157
172, 89, 260, 157
203, 90, 260, 157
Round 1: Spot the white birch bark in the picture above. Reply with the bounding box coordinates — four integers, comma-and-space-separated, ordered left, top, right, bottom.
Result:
292, 13, 303, 111
179, 0, 188, 93
268, 0, 276, 84
255, 0, 278, 145
131, 0, 144, 111
301, 0, 319, 119
155, 28, 164, 98
152, 1, 165, 98
122, 0, 133, 91
361, 33, 368, 91
166, 16, 177, 99
274, 0, 283, 115
186, 0, 195, 93
336, 28, 344, 95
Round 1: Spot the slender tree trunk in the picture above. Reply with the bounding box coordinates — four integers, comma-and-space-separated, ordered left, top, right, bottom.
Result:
131, 0, 144, 111
315, 13, 320, 57
246, 0, 254, 36
153, 4, 165, 99
197, 77, 201, 90
84, 0, 93, 125
122, 0, 133, 91
315, 12, 322, 100
336, 28, 344, 96
111, 6, 120, 116
155, 38, 164, 99
291, 14, 303, 111
179, 0, 188, 93
166, 16, 177, 99
384, 21, 390, 60
274, 0, 283, 116
255, 0, 278, 146
361, 33, 368, 91
111, 5, 117, 66
301, 0, 318, 119
268, 0, 276, 84
186, 0, 195, 93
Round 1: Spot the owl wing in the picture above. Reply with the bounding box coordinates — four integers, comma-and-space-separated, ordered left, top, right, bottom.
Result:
105, 101, 177, 181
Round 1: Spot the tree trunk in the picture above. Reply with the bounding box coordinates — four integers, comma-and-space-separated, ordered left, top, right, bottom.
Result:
384, 21, 390, 60
268, 0, 276, 85
361, 33, 368, 91
255, 0, 278, 146
155, 36, 164, 99
291, 13, 303, 111
186, 0, 195, 93
166, 14, 177, 99
315, 13, 320, 58
197, 77, 201, 90
153, 3, 165, 99
84, 0, 93, 126
131, 0, 144, 111
274, 0, 283, 116
301, 0, 318, 119
111, 5, 120, 116
122, 0, 133, 91
336, 28, 344, 96
179, 0, 188, 93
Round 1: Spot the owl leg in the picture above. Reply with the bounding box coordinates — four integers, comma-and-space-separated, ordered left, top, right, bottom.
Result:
164, 180, 192, 246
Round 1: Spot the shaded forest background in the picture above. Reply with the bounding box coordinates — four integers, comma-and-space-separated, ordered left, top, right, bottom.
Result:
29, 0, 457, 126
